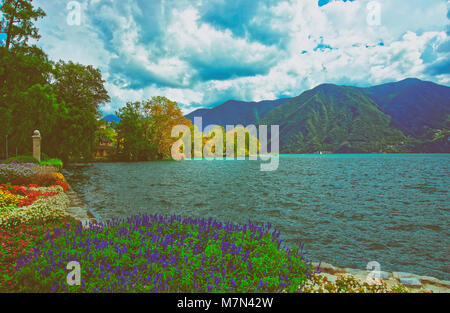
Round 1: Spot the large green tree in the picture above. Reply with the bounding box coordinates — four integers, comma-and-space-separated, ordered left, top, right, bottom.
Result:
0, 1, 111, 161
116, 101, 157, 161
0, 0, 45, 49
9, 83, 63, 154
50, 61, 110, 161
0, 1, 50, 158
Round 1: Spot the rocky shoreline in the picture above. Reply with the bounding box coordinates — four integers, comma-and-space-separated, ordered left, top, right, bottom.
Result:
312, 262, 450, 293
65, 185, 97, 228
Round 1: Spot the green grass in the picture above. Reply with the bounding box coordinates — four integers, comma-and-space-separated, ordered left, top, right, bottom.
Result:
1, 156, 63, 171
40, 159, 63, 171
2, 155, 39, 164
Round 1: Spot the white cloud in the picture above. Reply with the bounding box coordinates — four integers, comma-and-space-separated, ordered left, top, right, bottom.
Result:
33, 0, 449, 114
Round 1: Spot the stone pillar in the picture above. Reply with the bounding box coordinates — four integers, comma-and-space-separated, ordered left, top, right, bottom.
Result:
32, 130, 41, 162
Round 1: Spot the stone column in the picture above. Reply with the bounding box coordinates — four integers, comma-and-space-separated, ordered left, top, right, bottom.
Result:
32, 130, 41, 162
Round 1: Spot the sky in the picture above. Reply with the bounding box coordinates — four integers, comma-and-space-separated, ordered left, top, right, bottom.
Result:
27, 0, 450, 115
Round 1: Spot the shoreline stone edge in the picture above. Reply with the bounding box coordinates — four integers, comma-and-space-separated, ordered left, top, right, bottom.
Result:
312, 262, 450, 293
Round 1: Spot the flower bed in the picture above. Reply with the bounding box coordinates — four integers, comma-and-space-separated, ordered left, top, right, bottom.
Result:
0, 163, 74, 292
1, 184, 59, 207
0, 162, 68, 188
13, 214, 317, 293
0, 189, 20, 209
0, 162, 69, 215
0, 186, 70, 227
0, 163, 420, 293
0, 163, 37, 184
0, 217, 79, 292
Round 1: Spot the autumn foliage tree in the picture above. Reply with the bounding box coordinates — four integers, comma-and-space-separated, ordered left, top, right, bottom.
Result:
144, 96, 192, 159
116, 97, 191, 161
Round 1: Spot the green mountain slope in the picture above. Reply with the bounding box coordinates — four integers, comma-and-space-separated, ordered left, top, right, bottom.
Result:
185, 98, 288, 128
364, 78, 450, 138
261, 84, 406, 153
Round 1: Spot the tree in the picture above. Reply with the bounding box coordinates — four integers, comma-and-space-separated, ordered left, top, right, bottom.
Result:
0, 0, 49, 158
96, 121, 117, 147
0, 46, 53, 158
52, 61, 110, 161
0, 0, 45, 50
9, 83, 63, 155
143, 96, 192, 159
116, 102, 157, 161
0, 1, 112, 162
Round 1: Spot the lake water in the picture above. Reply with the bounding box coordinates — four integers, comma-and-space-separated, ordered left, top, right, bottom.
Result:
64, 154, 450, 280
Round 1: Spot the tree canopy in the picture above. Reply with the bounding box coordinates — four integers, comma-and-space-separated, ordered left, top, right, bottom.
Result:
116, 98, 191, 161
0, 0, 109, 162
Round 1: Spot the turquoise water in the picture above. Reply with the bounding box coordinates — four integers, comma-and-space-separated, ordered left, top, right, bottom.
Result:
64, 154, 450, 280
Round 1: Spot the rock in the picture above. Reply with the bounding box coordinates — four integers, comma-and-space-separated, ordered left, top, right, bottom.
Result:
310, 263, 449, 292
343, 268, 362, 276
421, 284, 448, 293
321, 273, 339, 284
419, 276, 450, 288
400, 277, 422, 288
364, 270, 390, 279
377, 271, 390, 279
316, 262, 344, 274
393, 272, 417, 279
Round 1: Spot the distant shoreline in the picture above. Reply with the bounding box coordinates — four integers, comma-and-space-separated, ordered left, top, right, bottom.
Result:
65, 152, 450, 164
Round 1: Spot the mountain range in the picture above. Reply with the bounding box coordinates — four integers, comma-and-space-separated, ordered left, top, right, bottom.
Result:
185, 78, 450, 153
103, 114, 122, 123
185, 98, 289, 127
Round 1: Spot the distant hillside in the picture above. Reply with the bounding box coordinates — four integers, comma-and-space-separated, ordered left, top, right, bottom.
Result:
261, 84, 407, 153
261, 79, 450, 153
364, 78, 450, 138
186, 78, 449, 153
103, 114, 121, 123
185, 98, 289, 128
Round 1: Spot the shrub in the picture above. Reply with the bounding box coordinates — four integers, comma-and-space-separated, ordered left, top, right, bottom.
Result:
14, 214, 316, 293
9, 177, 33, 185
2, 156, 39, 165
30, 166, 59, 186
34, 172, 58, 187
40, 159, 63, 172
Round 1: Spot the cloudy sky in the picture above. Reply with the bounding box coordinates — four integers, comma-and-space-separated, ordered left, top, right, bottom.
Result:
30, 0, 450, 115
